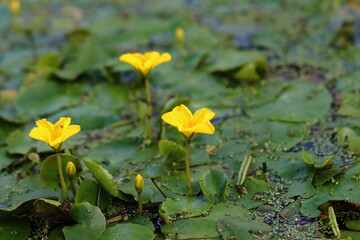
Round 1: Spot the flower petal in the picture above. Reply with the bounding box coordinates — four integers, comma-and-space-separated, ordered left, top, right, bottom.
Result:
161, 104, 192, 130
61, 125, 81, 143
193, 121, 215, 135
119, 53, 143, 72
153, 53, 172, 67
193, 108, 215, 123
29, 118, 54, 144
29, 126, 50, 143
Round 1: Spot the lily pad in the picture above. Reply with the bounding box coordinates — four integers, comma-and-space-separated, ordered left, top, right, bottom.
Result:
0, 218, 31, 240
160, 196, 213, 220
63, 202, 106, 240
247, 81, 332, 122
75, 179, 112, 209
162, 218, 219, 239
101, 223, 154, 240
217, 217, 271, 240
14, 81, 88, 120
199, 169, 228, 204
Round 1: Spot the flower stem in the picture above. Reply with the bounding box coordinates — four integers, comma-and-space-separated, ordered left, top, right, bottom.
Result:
69, 179, 76, 199
144, 76, 152, 140
185, 139, 192, 195
151, 179, 167, 198
137, 192, 143, 215
56, 153, 68, 202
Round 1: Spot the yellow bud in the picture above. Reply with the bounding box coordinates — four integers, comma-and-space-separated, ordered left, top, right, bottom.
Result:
66, 161, 76, 178
135, 174, 144, 193
175, 27, 185, 44
9, 0, 20, 15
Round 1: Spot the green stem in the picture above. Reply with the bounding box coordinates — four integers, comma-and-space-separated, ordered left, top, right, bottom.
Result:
144, 76, 152, 140
185, 140, 192, 195
151, 179, 167, 198
56, 153, 68, 202
70, 179, 76, 199
137, 192, 142, 215
97, 186, 102, 207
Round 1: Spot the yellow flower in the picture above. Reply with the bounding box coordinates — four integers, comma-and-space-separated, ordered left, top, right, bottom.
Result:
9, 0, 20, 14
161, 104, 215, 138
29, 117, 80, 150
175, 27, 185, 42
135, 174, 144, 193
66, 161, 76, 178
119, 51, 171, 76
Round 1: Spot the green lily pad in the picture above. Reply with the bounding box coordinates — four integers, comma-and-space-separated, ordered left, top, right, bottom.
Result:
159, 139, 186, 167
0, 175, 58, 212
0, 218, 31, 240
247, 81, 332, 122
86, 138, 139, 174
83, 158, 118, 197
160, 196, 213, 220
217, 217, 271, 240
40, 153, 82, 190
301, 177, 360, 218
128, 215, 154, 232
63, 202, 106, 240
48, 227, 65, 240
75, 179, 112, 209
208, 50, 266, 72
14, 81, 88, 120
199, 169, 228, 204
346, 220, 360, 231
162, 218, 219, 239
101, 223, 154, 240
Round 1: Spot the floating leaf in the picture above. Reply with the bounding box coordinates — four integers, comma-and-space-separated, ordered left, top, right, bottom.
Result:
160, 196, 213, 220
63, 202, 106, 240
101, 223, 154, 240
158, 139, 185, 167
247, 81, 332, 122
346, 220, 360, 231
217, 217, 271, 240
0, 218, 31, 240
14, 82, 87, 120
199, 169, 228, 204
75, 180, 99, 205
162, 218, 219, 239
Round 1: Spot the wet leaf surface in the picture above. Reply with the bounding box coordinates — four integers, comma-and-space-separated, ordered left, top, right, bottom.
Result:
1, 0, 360, 239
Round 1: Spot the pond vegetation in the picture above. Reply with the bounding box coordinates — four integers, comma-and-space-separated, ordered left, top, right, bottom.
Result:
1, 0, 360, 239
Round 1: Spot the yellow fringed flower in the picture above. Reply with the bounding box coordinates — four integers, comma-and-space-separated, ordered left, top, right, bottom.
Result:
161, 104, 215, 139
29, 117, 80, 150
119, 51, 171, 76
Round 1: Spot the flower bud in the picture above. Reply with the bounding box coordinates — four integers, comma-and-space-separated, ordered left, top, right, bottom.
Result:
10, 0, 20, 15
175, 27, 185, 42
66, 161, 76, 179
135, 174, 144, 193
